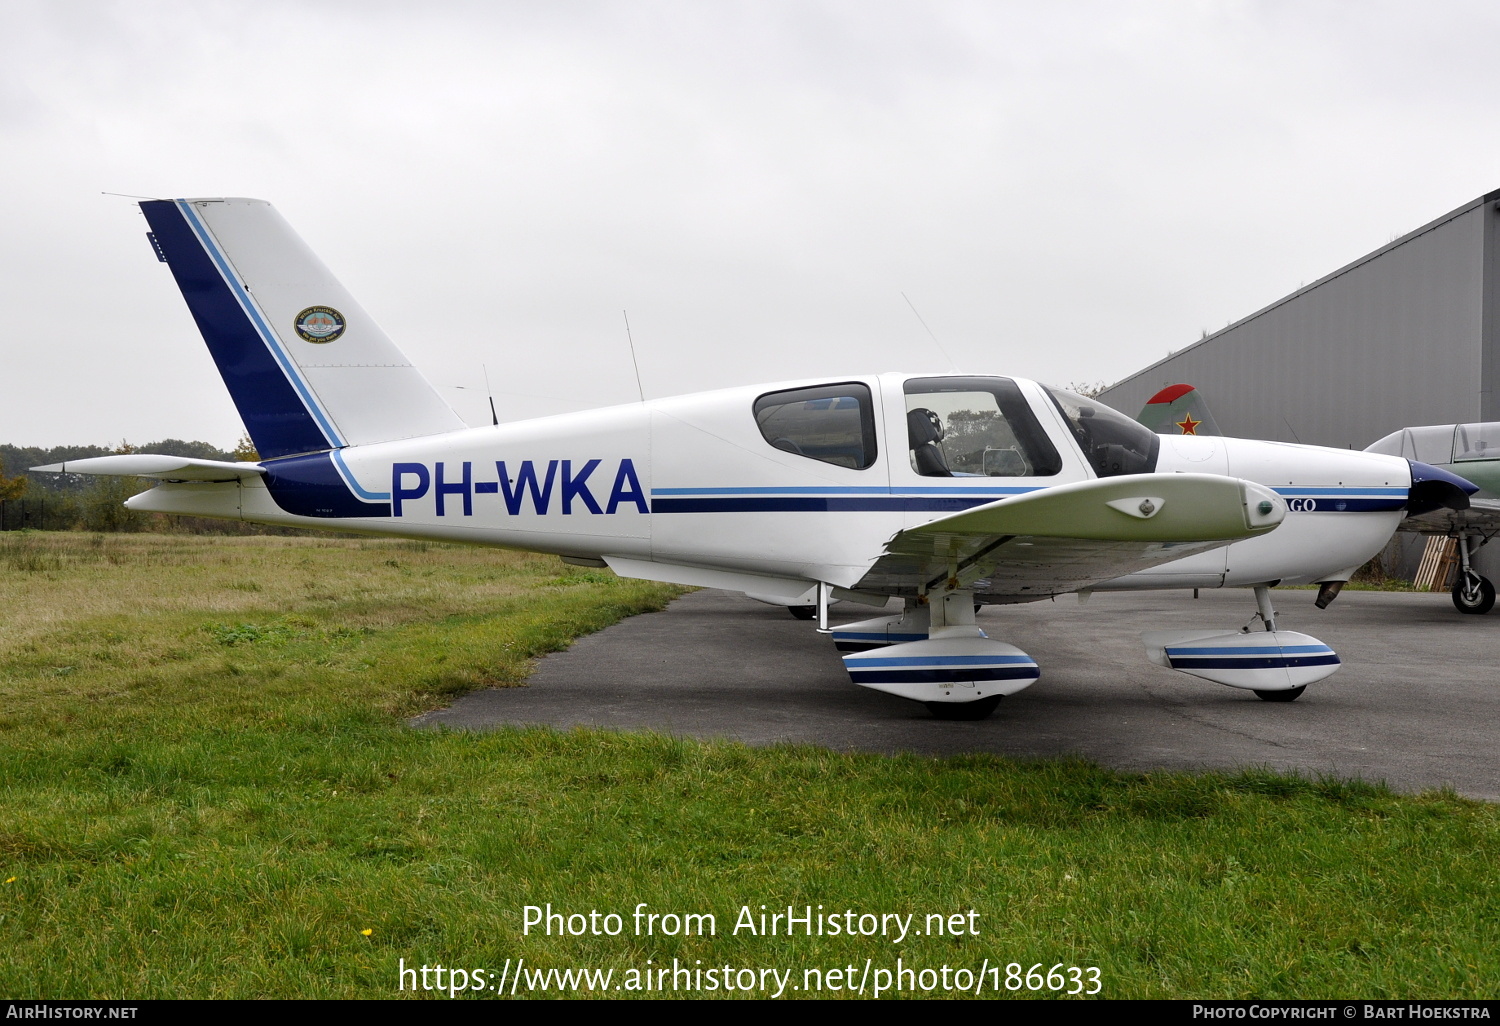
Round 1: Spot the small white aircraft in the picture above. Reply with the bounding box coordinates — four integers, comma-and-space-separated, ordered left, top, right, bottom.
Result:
36, 199, 1477, 718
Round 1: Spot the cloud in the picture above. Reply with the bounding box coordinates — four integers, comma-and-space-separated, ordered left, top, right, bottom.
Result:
4, 0, 1500, 443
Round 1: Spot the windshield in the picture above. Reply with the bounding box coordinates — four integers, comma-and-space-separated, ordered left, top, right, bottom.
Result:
1045, 387, 1161, 478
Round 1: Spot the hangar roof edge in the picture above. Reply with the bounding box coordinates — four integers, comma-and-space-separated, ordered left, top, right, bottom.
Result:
1101, 189, 1499, 399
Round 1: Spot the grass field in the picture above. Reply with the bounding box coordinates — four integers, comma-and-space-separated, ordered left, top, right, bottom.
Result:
0, 532, 1496, 1000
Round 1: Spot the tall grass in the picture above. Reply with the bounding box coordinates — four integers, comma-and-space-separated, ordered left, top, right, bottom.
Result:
0, 534, 1494, 999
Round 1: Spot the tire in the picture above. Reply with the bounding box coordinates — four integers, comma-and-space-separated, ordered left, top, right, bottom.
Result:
924, 696, 1003, 720
787, 605, 817, 620
1254, 686, 1306, 702
1452, 572, 1496, 615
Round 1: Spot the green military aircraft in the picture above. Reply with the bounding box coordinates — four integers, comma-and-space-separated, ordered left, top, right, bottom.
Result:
1365, 422, 1500, 613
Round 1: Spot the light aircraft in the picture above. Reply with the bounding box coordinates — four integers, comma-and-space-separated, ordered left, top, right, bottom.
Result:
1364, 423, 1500, 614
33, 199, 1476, 719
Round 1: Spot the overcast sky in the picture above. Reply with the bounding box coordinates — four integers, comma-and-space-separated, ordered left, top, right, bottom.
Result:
5, 0, 1500, 447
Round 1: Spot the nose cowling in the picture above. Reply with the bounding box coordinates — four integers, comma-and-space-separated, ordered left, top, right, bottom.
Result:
1407, 461, 1479, 516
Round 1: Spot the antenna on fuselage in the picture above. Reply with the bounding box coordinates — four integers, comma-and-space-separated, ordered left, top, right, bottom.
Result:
901, 292, 958, 372
482, 364, 498, 426
623, 310, 645, 403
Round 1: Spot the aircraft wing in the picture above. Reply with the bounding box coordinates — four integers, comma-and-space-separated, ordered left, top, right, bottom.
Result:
1397, 496, 1500, 538
31, 454, 267, 483
853, 472, 1284, 599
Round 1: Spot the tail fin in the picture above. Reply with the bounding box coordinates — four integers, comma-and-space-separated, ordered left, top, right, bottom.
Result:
1136, 384, 1222, 437
140, 198, 465, 459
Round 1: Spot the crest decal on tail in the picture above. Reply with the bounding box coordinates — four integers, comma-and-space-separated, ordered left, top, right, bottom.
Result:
294, 306, 346, 343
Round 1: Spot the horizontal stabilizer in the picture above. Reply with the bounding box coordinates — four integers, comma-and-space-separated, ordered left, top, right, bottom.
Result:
31, 454, 267, 482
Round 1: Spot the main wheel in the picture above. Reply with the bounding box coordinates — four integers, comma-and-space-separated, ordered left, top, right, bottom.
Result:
1452, 571, 1496, 615
1254, 686, 1306, 702
924, 696, 1002, 720
787, 605, 817, 620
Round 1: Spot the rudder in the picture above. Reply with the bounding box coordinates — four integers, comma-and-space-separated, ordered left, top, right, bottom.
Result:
141, 198, 465, 459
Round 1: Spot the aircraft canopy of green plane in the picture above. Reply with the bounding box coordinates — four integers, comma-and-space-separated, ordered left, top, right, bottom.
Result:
1365, 423, 1500, 499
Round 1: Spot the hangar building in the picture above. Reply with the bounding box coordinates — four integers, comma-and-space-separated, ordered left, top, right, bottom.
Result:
1099, 189, 1500, 447
1097, 189, 1500, 581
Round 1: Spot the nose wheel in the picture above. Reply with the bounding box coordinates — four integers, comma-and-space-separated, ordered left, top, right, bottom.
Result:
1453, 570, 1496, 615
1254, 685, 1307, 702
925, 696, 1003, 720
1450, 534, 1495, 615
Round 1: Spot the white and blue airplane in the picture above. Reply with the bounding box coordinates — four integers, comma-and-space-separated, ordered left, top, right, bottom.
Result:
35, 198, 1478, 719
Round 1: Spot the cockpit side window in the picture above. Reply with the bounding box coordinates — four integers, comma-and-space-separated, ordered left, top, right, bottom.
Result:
1044, 386, 1161, 478
753, 383, 877, 470
902, 376, 1062, 477
1455, 423, 1500, 462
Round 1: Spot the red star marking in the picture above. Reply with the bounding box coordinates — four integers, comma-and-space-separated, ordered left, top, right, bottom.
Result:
1176, 414, 1201, 435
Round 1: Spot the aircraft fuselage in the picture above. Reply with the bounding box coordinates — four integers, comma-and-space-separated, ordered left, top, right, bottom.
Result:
129, 372, 1411, 598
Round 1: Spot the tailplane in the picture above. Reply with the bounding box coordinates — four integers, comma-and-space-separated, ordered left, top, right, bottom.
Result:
140, 198, 465, 459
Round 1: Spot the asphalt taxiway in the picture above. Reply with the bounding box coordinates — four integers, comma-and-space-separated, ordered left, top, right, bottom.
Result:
415, 588, 1500, 799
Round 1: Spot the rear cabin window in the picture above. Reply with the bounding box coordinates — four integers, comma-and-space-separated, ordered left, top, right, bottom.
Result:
903, 376, 1062, 477
753, 383, 877, 470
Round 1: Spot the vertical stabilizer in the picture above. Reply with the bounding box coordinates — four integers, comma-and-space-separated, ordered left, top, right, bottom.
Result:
1136, 383, 1222, 437
141, 198, 465, 459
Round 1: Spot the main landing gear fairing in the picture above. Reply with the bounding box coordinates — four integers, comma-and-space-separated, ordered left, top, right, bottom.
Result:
825, 583, 1337, 719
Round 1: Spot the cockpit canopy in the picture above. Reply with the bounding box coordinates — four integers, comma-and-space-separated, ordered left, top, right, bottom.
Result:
1365, 422, 1500, 464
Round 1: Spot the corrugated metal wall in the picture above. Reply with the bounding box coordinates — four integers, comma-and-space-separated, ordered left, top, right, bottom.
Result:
1099, 197, 1488, 449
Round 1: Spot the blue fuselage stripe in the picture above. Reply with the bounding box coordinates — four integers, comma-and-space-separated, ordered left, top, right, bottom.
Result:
1273, 487, 1407, 496
651, 486, 1040, 496
845, 654, 1036, 667
1166, 645, 1334, 656
260, 451, 391, 519
848, 667, 1041, 683
330, 449, 390, 501
1169, 655, 1341, 669
654, 497, 1002, 513
651, 486, 1409, 514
